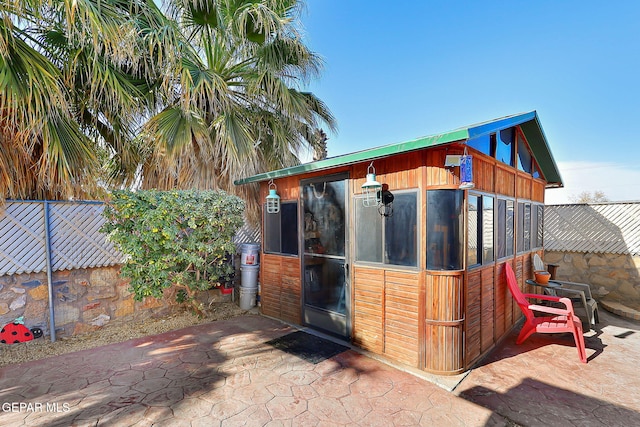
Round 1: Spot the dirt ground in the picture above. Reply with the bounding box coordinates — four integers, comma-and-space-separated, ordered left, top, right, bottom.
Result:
0, 302, 251, 368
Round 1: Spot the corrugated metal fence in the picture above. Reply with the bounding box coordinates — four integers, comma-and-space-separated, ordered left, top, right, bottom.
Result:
1, 200, 262, 277
544, 202, 640, 256
0, 201, 122, 276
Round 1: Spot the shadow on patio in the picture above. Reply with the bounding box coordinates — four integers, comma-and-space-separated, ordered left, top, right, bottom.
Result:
456, 308, 640, 426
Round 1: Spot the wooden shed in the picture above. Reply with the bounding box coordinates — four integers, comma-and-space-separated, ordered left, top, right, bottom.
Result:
235, 111, 563, 375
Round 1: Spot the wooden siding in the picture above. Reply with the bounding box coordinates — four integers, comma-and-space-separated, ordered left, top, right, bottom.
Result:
384, 270, 420, 367
516, 173, 532, 200
352, 266, 384, 353
425, 149, 461, 187
424, 272, 464, 374
513, 256, 528, 321
259, 175, 300, 201
495, 165, 516, 197
352, 151, 423, 192
351, 266, 421, 367
465, 270, 482, 363
531, 179, 545, 202
474, 156, 495, 193
260, 254, 301, 324
493, 262, 508, 341
480, 267, 495, 353
465, 257, 535, 368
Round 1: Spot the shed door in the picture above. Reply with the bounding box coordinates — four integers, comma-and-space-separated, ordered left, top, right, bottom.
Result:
301, 175, 349, 338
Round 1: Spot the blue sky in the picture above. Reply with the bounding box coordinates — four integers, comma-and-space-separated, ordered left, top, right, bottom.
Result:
298, 0, 640, 203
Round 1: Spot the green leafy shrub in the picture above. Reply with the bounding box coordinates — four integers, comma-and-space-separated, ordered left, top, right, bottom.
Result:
101, 190, 245, 312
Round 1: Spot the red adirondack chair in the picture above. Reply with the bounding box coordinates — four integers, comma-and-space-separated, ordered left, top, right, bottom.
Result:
504, 263, 587, 363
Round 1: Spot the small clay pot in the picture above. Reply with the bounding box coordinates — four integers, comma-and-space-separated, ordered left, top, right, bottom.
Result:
534, 270, 551, 284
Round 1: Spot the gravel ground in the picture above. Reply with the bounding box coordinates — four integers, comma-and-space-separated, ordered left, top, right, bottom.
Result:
0, 302, 252, 368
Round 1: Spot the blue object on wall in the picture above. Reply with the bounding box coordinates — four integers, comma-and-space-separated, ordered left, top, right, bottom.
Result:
460, 154, 475, 189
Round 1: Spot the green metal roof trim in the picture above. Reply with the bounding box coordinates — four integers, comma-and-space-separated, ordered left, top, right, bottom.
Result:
234, 111, 563, 187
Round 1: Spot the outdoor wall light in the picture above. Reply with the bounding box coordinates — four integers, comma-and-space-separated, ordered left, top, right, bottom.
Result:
361, 162, 382, 207
378, 189, 394, 217
266, 179, 280, 214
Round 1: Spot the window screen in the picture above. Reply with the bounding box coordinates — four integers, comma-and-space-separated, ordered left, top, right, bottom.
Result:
354, 191, 417, 267
468, 194, 494, 267
385, 193, 417, 266
482, 196, 494, 263
427, 190, 464, 270
497, 199, 515, 259
355, 201, 382, 263
264, 202, 298, 255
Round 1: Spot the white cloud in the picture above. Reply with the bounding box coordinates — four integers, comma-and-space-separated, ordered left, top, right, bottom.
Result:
545, 161, 640, 204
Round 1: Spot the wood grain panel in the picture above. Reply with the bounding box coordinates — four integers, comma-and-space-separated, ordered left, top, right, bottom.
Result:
261, 256, 283, 319
260, 254, 301, 324
495, 166, 515, 197
480, 267, 495, 353
494, 264, 507, 341
424, 273, 464, 374
465, 270, 481, 364
474, 157, 495, 193
384, 270, 420, 366
504, 265, 515, 326
368, 152, 423, 191
352, 266, 384, 353
532, 180, 545, 203
492, 261, 520, 337
516, 174, 531, 200
425, 149, 459, 186
514, 257, 527, 322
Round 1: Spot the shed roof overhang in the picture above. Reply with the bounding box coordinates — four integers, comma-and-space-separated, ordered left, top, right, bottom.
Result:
234, 111, 563, 188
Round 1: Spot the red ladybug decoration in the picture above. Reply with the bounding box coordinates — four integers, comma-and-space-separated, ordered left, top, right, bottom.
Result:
0, 321, 34, 344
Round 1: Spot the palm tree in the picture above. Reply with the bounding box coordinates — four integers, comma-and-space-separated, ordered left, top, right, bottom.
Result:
1, 0, 335, 212
137, 0, 336, 214
0, 0, 179, 201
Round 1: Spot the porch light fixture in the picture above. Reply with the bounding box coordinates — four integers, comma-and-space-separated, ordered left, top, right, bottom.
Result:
266, 179, 280, 213
378, 189, 394, 217
361, 162, 382, 207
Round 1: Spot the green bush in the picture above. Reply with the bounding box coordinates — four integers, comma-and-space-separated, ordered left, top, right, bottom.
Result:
101, 190, 245, 311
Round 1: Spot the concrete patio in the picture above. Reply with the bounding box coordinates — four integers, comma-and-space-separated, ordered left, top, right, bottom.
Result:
0, 308, 638, 426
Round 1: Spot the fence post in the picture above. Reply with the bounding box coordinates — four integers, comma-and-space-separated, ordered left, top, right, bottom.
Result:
43, 201, 56, 342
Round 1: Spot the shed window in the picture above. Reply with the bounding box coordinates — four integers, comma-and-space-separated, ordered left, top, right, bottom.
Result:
496, 128, 515, 167
264, 202, 298, 255
516, 132, 542, 179
516, 201, 542, 253
355, 191, 417, 267
534, 205, 544, 248
497, 199, 515, 259
517, 132, 533, 174
427, 190, 464, 270
467, 133, 495, 157
355, 202, 382, 263
516, 202, 530, 253
468, 194, 494, 267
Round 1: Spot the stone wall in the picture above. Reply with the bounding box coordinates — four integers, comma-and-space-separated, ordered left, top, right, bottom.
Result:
0, 265, 231, 338
544, 251, 640, 307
